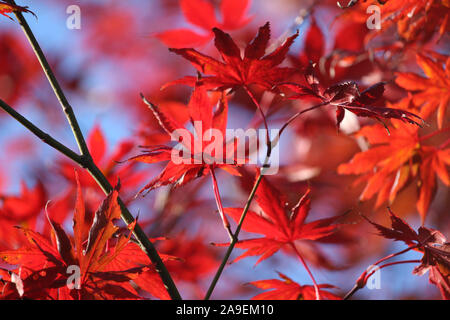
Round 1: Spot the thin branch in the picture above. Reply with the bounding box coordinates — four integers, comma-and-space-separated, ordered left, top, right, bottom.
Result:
343, 245, 419, 300
7, 0, 89, 157
279, 101, 328, 137
290, 242, 321, 300
0, 99, 182, 300
204, 169, 263, 300
5, 2, 182, 300
204, 99, 321, 299
0, 99, 83, 164
344, 260, 421, 300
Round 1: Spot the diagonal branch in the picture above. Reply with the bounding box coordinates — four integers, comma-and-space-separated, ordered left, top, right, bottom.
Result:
0, 99, 83, 164
0, 99, 182, 300
204, 99, 323, 299
6, 0, 89, 157
204, 169, 264, 300
4, 1, 181, 300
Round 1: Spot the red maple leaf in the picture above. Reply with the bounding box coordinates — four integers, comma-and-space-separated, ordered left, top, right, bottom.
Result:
217, 175, 342, 264
0, 176, 173, 300
157, 233, 218, 284
164, 22, 300, 143
215, 172, 343, 299
57, 125, 145, 199
131, 80, 241, 194
164, 22, 299, 92
156, 0, 251, 48
0, 181, 46, 249
131, 80, 243, 237
250, 272, 341, 300
361, 208, 450, 300
338, 119, 450, 222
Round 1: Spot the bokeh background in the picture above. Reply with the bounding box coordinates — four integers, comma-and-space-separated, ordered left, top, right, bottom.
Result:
0, 0, 449, 299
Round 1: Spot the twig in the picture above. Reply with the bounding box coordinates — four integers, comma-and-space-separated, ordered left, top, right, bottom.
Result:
4, 1, 181, 300
290, 242, 322, 300
204, 97, 324, 299
210, 166, 234, 241
343, 244, 419, 300
0, 99, 83, 164
7, 0, 89, 157
204, 169, 264, 300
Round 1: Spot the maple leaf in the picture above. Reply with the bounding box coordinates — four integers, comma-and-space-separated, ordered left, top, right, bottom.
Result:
376, 0, 450, 42
164, 22, 299, 91
0, 181, 46, 249
338, 119, 450, 222
337, 0, 450, 42
0, 177, 171, 300
0, 1, 36, 20
215, 172, 343, 283
131, 80, 241, 195
57, 125, 145, 198
395, 53, 450, 129
292, 17, 375, 90
157, 233, 218, 284
0, 181, 46, 222
156, 0, 252, 48
280, 64, 423, 131
363, 208, 450, 299
250, 272, 341, 300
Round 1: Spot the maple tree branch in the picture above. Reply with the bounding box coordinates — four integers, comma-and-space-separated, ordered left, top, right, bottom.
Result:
343, 244, 419, 300
279, 101, 328, 136
0, 99, 83, 164
366, 260, 421, 280
7, 0, 89, 157
0, 99, 182, 301
204, 101, 314, 299
6, 2, 182, 300
344, 260, 421, 300
204, 163, 265, 300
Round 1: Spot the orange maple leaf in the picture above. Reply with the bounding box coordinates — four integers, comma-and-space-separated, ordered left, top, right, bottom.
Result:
395, 53, 450, 129
338, 119, 450, 222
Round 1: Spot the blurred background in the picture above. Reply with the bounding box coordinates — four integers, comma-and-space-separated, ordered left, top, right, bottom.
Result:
0, 0, 449, 299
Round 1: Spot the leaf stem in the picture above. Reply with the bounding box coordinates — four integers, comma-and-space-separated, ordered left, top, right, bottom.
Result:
203, 99, 319, 299
210, 166, 234, 241
343, 244, 419, 300
204, 168, 264, 300
244, 86, 272, 156
290, 242, 322, 300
